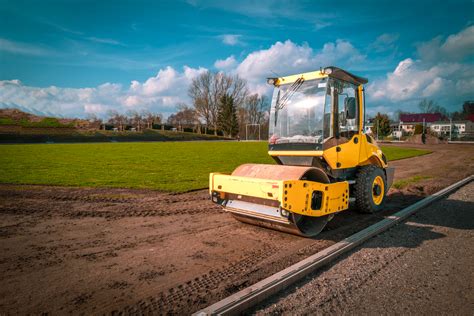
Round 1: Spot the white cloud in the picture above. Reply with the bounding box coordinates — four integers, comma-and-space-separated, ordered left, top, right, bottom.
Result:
236, 39, 364, 80
370, 58, 466, 101
235, 39, 365, 95
314, 21, 332, 30
236, 40, 312, 78
220, 34, 242, 46
183, 65, 208, 80
129, 66, 207, 97
187, 1, 334, 24
369, 26, 474, 112
370, 33, 399, 52
365, 104, 397, 120
0, 38, 51, 56
86, 37, 125, 46
0, 38, 368, 119
84, 103, 106, 113
141, 67, 180, 96
376, 33, 399, 44
214, 55, 237, 70
417, 25, 474, 62
422, 77, 447, 97
315, 40, 365, 64
8, 27, 472, 121
0, 66, 208, 118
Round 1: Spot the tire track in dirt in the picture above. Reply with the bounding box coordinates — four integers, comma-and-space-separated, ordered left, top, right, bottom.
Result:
114, 244, 279, 315
115, 184, 439, 315
0, 182, 442, 315
0, 185, 210, 204
109, 191, 420, 315
0, 203, 223, 218
0, 188, 224, 219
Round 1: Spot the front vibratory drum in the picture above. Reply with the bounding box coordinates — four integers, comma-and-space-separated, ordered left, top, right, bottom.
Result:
226, 164, 332, 237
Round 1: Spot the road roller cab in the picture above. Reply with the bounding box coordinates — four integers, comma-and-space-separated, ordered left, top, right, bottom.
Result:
209, 66, 395, 237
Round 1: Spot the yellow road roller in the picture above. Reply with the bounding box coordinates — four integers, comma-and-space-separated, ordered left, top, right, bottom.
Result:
209, 66, 395, 237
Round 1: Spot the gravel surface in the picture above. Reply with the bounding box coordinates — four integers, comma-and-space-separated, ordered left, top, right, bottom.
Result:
254, 182, 474, 315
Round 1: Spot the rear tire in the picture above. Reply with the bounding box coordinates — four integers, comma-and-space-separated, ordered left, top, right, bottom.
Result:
354, 165, 387, 213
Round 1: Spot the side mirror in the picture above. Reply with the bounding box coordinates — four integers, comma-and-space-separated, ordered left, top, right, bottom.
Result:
345, 97, 356, 119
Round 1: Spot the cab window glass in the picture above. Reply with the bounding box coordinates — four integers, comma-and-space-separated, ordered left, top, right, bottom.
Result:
338, 83, 358, 140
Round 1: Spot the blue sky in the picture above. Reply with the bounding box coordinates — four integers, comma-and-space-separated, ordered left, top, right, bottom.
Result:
1, 0, 473, 118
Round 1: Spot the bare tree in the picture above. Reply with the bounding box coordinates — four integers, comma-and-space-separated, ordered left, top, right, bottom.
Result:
117, 114, 127, 131
142, 111, 162, 129
167, 104, 199, 131
125, 110, 136, 131
237, 94, 270, 139
86, 113, 103, 130
142, 111, 152, 129
141, 111, 157, 128
189, 71, 248, 135
106, 110, 118, 130
418, 99, 448, 116
245, 94, 268, 125
134, 112, 143, 131
108, 111, 127, 131
189, 72, 212, 133
226, 74, 248, 108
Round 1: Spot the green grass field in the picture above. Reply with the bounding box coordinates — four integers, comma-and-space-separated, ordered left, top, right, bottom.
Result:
0, 142, 431, 192
380, 146, 431, 161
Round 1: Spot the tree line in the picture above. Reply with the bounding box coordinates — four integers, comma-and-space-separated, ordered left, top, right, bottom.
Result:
91, 85, 472, 141
92, 110, 163, 131
395, 99, 473, 121
89, 71, 270, 139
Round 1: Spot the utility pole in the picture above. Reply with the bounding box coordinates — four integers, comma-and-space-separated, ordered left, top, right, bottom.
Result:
376, 120, 379, 141
449, 117, 452, 141
399, 121, 401, 141
422, 118, 426, 144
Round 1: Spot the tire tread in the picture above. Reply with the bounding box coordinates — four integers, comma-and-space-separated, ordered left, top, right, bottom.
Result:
354, 165, 386, 213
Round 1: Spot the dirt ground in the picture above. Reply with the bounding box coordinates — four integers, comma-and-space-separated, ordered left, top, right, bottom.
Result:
254, 182, 474, 315
0, 143, 473, 314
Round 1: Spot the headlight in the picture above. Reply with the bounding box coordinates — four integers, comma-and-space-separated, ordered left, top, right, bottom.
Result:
324, 67, 332, 74
267, 78, 276, 85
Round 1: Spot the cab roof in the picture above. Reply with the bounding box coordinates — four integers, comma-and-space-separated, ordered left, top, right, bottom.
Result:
273, 66, 368, 86
326, 66, 368, 85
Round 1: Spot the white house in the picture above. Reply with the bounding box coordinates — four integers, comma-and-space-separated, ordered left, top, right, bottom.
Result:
390, 122, 403, 138
399, 113, 445, 135
430, 121, 474, 138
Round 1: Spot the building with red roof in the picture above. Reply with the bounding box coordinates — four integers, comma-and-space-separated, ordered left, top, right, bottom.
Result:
399, 113, 446, 123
